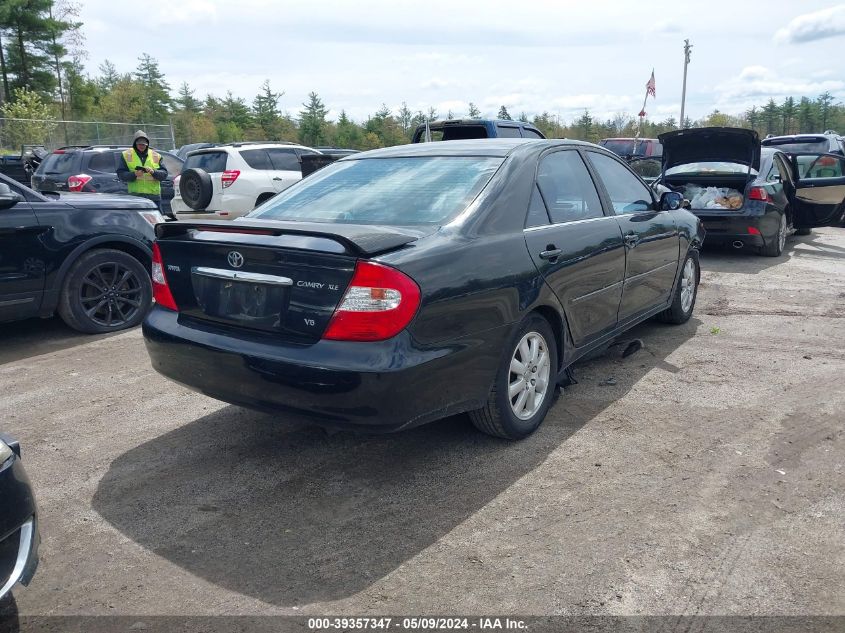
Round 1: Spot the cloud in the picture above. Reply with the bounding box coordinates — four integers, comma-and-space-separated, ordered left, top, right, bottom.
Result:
775, 5, 845, 44
152, 0, 218, 24
714, 65, 845, 112
652, 20, 682, 34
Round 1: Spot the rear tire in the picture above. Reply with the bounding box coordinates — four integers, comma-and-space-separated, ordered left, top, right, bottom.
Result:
658, 250, 699, 325
469, 314, 558, 440
58, 249, 152, 334
761, 211, 787, 257
179, 168, 213, 211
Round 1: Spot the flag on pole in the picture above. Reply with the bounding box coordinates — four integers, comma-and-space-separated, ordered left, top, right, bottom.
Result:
646, 70, 656, 98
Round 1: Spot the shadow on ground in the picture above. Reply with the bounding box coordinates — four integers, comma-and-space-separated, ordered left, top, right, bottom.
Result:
92, 317, 698, 606
0, 317, 125, 366
700, 230, 845, 275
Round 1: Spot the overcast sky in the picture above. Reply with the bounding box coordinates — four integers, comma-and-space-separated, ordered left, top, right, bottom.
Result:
78, 1, 845, 124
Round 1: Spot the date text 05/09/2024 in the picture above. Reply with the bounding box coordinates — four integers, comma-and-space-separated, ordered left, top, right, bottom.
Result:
307, 617, 528, 630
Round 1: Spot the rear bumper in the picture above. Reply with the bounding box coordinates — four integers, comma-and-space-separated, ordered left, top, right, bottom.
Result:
142, 306, 507, 431
695, 211, 778, 248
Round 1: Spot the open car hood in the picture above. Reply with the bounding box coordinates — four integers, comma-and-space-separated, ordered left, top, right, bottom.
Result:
658, 127, 760, 172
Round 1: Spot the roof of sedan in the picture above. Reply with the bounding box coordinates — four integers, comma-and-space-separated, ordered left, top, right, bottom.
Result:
346, 138, 596, 159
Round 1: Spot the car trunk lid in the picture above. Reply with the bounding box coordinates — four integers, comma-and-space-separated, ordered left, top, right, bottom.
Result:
658, 127, 761, 172
154, 220, 427, 340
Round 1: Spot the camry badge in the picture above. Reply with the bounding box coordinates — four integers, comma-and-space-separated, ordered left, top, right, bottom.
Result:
227, 251, 244, 268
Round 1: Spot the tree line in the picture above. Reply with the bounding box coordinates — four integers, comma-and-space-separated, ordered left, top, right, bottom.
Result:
1, 1, 843, 151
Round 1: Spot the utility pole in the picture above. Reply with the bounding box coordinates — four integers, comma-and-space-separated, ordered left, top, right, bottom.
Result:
679, 39, 693, 128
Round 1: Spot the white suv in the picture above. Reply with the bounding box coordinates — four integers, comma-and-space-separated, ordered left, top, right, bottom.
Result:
172, 142, 322, 220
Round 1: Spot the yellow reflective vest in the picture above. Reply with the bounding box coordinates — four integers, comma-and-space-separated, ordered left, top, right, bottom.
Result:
122, 148, 162, 195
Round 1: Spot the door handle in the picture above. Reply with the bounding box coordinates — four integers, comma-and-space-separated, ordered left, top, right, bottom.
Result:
623, 233, 639, 247
539, 248, 562, 260
272, 177, 284, 181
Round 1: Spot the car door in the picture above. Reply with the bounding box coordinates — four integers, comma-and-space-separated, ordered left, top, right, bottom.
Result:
266, 148, 305, 193
787, 153, 845, 227
0, 179, 46, 322
584, 150, 679, 324
522, 149, 626, 347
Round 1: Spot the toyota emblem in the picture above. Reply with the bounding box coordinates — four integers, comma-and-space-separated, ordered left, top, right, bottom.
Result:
227, 251, 244, 268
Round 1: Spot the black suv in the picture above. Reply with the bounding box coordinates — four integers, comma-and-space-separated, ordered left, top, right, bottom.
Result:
0, 172, 158, 333
31, 146, 183, 216
411, 118, 545, 142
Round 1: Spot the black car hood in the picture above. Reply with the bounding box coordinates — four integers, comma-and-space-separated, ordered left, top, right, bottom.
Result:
50, 192, 158, 210
658, 127, 760, 171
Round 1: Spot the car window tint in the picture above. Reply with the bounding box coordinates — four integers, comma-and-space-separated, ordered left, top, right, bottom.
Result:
252, 156, 503, 226
587, 152, 654, 215
88, 151, 118, 172
160, 154, 182, 177
525, 185, 550, 228
184, 151, 228, 173
267, 148, 301, 171
536, 151, 604, 223
239, 149, 273, 170
496, 125, 521, 138
522, 129, 544, 139
39, 151, 77, 175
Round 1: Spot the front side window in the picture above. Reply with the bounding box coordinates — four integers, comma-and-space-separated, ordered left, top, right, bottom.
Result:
239, 149, 273, 170
537, 151, 604, 223
587, 152, 655, 215
251, 156, 504, 226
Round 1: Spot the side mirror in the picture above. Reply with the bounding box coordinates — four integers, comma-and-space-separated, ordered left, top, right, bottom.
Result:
659, 191, 683, 211
0, 183, 21, 210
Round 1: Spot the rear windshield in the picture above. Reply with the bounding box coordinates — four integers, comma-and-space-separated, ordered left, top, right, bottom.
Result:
666, 162, 757, 176
762, 140, 828, 153
39, 151, 78, 175
600, 140, 660, 157
250, 156, 504, 226
184, 151, 228, 173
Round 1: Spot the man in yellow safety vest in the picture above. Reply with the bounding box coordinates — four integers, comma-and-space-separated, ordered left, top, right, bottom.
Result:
116, 130, 169, 215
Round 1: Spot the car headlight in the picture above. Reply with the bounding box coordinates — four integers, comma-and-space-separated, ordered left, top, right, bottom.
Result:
0, 439, 13, 465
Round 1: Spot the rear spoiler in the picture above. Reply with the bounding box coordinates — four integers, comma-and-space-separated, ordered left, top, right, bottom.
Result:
155, 219, 426, 257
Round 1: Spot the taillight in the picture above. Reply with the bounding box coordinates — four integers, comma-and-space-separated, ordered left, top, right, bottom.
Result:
818, 156, 836, 166
747, 186, 768, 201
173, 175, 181, 187
52, 149, 66, 154
221, 170, 240, 188
748, 226, 761, 236
323, 261, 420, 342
151, 242, 178, 311
68, 174, 93, 192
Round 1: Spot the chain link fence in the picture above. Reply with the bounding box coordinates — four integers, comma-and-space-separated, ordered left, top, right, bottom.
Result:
0, 117, 176, 154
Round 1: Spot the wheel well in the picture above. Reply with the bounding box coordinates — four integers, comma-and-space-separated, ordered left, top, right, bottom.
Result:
531, 305, 565, 372
75, 242, 151, 278
255, 192, 275, 206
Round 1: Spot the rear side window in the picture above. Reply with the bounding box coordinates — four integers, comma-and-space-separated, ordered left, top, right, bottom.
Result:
239, 149, 272, 170
522, 128, 544, 139
39, 152, 78, 175
184, 151, 228, 173
267, 148, 301, 171
537, 151, 604, 223
496, 125, 521, 138
87, 151, 118, 173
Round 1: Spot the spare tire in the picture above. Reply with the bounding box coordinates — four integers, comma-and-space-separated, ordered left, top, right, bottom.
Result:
179, 168, 213, 210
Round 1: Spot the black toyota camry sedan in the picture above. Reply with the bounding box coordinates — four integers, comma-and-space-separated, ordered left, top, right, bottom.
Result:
0, 433, 39, 603
143, 139, 703, 439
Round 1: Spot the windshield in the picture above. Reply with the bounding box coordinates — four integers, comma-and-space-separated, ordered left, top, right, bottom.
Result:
250, 156, 504, 226
666, 161, 757, 176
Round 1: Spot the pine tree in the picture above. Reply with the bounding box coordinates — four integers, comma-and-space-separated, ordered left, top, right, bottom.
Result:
761, 99, 780, 136
497, 105, 512, 120
98, 59, 119, 91
398, 101, 412, 135
0, 0, 59, 99
176, 82, 201, 113
252, 79, 282, 136
467, 102, 480, 118
781, 97, 795, 134
797, 97, 815, 133
134, 53, 173, 121
299, 91, 328, 147
817, 92, 834, 131
518, 112, 529, 123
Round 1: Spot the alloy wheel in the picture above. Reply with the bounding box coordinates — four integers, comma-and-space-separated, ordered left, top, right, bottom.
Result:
680, 257, 696, 313
79, 262, 144, 328
508, 331, 551, 420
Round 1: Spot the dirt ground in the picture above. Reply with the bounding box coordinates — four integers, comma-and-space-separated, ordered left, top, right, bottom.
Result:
1, 228, 843, 621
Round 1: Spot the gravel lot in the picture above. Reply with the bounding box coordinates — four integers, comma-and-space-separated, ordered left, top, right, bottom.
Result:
1, 228, 843, 620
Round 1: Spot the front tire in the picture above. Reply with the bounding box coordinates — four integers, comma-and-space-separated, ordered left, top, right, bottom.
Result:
659, 250, 699, 325
58, 249, 152, 334
470, 314, 558, 440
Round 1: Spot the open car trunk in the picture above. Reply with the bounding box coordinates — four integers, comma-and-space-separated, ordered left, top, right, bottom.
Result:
662, 174, 753, 212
